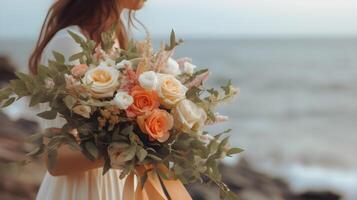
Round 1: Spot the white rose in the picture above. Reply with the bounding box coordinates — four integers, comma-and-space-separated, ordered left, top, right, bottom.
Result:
171, 99, 207, 133
157, 74, 188, 108
138, 71, 158, 90
113, 91, 133, 109
73, 105, 91, 118
83, 66, 120, 98
114, 59, 131, 70
162, 57, 181, 76
182, 62, 197, 75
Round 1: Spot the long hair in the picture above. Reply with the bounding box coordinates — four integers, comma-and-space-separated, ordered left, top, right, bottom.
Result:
29, 0, 135, 74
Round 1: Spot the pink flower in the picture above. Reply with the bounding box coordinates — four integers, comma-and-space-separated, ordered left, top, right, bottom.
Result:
71, 64, 89, 77
185, 71, 210, 89
176, 57, 192, 69
119, 66, 139, 92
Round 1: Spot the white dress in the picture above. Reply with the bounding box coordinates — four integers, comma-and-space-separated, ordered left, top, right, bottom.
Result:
36, 25, 126, 200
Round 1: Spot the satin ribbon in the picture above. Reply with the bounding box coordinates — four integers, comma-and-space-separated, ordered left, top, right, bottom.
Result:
123, 165, 192, 200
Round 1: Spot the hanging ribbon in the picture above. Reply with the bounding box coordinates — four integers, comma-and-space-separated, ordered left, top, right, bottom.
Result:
123, 165, 192, 200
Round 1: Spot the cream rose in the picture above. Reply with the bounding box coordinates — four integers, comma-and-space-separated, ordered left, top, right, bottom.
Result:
138, 71, 158, 91
162, 57, 181, 76
83, 66, 120, 98
73, 105, 91, 118
157, 74, 188, 108
171, 99, 207, 133
113, 91, 133, 109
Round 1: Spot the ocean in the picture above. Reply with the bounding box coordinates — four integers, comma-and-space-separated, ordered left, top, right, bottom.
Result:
1, 37, 357, 199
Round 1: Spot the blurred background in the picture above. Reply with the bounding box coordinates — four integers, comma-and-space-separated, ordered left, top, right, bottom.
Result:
1, 0, 357, 199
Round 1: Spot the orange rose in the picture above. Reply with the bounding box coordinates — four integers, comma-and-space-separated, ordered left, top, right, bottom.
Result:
137, 109, 174, 142
126, 86, 160, 117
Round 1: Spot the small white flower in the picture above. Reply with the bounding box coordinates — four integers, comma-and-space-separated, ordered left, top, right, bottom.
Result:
115, 59, 132, 69
73, 105, 91, 118
182, 62, 197, 75
138, 71, 159, 91
162, 57, 181, 76
113, 91, 134, 109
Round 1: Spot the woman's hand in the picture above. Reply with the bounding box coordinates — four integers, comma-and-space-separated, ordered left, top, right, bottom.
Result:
43, 128, 104, 176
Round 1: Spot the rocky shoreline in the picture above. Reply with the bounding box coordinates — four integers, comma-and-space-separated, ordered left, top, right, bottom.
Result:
188, 159, 341, 200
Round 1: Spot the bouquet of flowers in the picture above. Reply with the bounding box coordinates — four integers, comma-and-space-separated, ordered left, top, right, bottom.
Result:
0, 27, 242, 200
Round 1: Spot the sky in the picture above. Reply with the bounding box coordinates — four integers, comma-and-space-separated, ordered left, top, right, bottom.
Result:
0, 0, 357, 39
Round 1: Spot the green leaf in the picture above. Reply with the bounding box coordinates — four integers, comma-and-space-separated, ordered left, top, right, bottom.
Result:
136, 146, 148, 162
69, 52, 85, 62
63, 95, 77, 109
37, 110, 57, 120
68, 30, 84, 44
147, 154, 162, 161
165, 29, 183, 51
122, 145, 136, 162
170, 29, 176, 48
1, 97, 15, 108
52, 51, 65, 64
214, 129, 232, 139
0, 87, 12, 101
102, 158, 111, 175
121, 125, 134, 136
15, 72, 32, 82
9, 79, 29, 97
29, 92, 44, 107
226, 148, 244, 156
84, 142, 99, 160
37, 64, 49, 78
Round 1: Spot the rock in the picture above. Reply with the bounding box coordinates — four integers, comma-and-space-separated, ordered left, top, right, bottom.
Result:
187, 158, 342, 200
294, 191, 341, 200
0, 110, 42, 199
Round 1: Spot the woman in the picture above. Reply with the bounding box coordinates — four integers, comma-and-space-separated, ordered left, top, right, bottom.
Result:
29, 0, 146, 199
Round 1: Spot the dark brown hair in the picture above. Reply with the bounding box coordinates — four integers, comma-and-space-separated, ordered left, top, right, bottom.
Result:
29, 0, 136, 74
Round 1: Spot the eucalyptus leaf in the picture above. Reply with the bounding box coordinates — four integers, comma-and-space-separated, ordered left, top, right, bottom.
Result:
63, 95, 77, 109
52, 51, 65, 64
136, 146, 147, 162
1, 97, 15, 108
84, 141, 99, 160
122, 145, 136, 162
226, 148, 244, 156
37, 110, 57, 120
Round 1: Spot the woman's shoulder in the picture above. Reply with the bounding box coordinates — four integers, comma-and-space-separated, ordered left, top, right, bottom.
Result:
41, 25, 85, 65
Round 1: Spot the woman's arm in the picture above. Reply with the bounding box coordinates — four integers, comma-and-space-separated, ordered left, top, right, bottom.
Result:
43, 129, 104, 176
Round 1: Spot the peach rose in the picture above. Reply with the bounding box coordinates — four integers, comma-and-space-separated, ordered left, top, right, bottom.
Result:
71, 64, 89, 77
126, 86, 160, 117
137, 109, 174, 142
